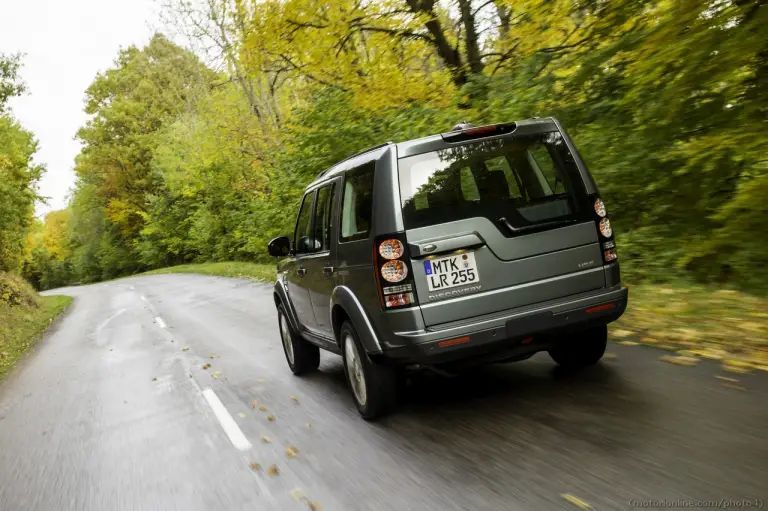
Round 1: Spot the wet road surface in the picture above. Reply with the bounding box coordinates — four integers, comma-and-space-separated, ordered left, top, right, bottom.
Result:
1, 274, 766, 510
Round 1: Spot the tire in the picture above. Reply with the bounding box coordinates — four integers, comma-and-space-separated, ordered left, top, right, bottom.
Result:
340, 321, 398, 420
277, 304, 320, 375
548, 325, 608, 368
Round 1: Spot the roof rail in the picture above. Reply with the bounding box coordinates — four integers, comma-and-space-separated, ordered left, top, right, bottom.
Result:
315, 142, 393, 180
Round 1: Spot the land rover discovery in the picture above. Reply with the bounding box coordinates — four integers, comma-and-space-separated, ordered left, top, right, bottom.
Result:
268, 118, 628, 419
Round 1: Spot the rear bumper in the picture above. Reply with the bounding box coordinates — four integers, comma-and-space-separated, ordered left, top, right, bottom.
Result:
375, 285, 628, 366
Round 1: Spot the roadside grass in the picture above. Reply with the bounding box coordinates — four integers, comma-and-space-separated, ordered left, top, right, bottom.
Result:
140, 261, 276, 282
613, 282, 768, 370
137, 263, 768, 369
1, 292, 72, 381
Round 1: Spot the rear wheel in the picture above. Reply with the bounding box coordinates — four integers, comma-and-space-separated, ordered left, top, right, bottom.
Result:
548, 325, 607, 368
340, 321, 398, 420
277, 304, 320, 375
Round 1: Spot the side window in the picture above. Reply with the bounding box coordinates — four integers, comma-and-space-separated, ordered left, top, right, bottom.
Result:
294, 191, 315, 255
340, 162, 375, 242
312, 183, 335, 252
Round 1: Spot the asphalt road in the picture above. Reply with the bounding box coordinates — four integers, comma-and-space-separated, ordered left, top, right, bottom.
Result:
1, 274, 766, 511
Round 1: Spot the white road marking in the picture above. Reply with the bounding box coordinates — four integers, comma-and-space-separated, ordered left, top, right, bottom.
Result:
202, 388, 252, 451
96, 308, 126, 333
155, 317, 167, 329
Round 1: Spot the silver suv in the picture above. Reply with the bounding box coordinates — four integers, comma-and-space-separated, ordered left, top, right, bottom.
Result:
268, 118, 628, 419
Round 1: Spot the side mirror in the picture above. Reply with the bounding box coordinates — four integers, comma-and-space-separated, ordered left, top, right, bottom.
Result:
267, 236, 291, 257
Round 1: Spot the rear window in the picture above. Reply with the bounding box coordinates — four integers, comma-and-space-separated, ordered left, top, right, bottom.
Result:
398, 131, 589, 233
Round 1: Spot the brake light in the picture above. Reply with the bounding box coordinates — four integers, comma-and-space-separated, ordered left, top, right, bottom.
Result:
590, 195, 618, 264
373, 233, 420, 309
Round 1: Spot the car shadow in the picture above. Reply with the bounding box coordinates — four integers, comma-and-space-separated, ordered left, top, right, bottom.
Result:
308, 353, 656, 458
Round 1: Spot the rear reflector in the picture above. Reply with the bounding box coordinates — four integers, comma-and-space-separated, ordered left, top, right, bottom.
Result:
521, 337, 533, 344
586, 303, 615, 313
438, 336, 471, 348
385, 292, 414, 308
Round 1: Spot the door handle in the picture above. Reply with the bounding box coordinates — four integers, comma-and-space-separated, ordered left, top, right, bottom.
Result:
322, 266, 335, 277
297, 267, 307, 277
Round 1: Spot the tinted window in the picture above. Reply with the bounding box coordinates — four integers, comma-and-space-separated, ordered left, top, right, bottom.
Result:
294, 191, 315, 254
340, 163, 375, 242
397, 131, 588, 234
313, 183, 335, 252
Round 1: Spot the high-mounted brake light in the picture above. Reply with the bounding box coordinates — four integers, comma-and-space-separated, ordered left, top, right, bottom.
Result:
373, 233, 420, 309
441, 122, 517, 143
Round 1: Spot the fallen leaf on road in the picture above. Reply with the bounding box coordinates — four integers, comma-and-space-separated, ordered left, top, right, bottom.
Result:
602, 353, 617, 360
258, 405, 267, 412
618, 340, 638, 346
641, 337, 658, 344
215, 370, 222, 375
152, 377, 157, 381
286, 446, 298, 457
716, 375, 738, 382
722, 382, 747, 391
660, 355, 698, 367
612, 329, 633, 338
306, 501, 321, 511
306, 423, 312, 429
250, 399, 258, 408
182, 345, 190, 351
562, 493, 591, 509
202, 363, 211, 370
258, 378, 265, 383
209, 354, 217, 359
267, 414, 276, 421
249, 462, 261, 471
290, 489, 305, 500
238, 412, 246, 418
291, 396, 299, 403
266, 464, 280, 477
212, 375, 219, 380
722, 364, 750, 374
261, 435, 271, 443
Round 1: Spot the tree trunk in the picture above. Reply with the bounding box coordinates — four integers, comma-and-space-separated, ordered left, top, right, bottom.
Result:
457, 0, 484, 75
404, 0, 467, 86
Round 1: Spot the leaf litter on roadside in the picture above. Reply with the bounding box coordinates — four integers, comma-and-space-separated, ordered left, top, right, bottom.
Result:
267, 414, 276, 421
261, 435, 271, 443
238, 412, 246, 418
249, 462, 261, 471
182, 345, 190, 351
250, 399, 259, 409
659, 355, 699, 367
202, 363, 211, 370
286, 446, 298, 458
266, 464, 280, 477
258, 405, 267, 411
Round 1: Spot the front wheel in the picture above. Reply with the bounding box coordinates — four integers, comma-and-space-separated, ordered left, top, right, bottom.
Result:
548, 325, 608, 368
277, 304, 320, 375
340, 321, 399, 420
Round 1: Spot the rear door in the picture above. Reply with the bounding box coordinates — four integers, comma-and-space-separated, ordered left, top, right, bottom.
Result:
305, 180, 338, 338
398, 129, 604, 327
285, 191, 317, 331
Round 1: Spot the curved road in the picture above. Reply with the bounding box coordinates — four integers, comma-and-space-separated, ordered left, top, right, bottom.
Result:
1, 274, 766, 510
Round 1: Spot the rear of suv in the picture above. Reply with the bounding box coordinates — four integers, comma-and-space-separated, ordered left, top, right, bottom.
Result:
268, 117, 628, 419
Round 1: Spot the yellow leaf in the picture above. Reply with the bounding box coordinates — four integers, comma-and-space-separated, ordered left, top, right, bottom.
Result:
291, 396, 299, 402
660, 355, 698, 367
250, 462, 261, 471
716, 376, 738, 382
258, 405, 267, 411
612, 329, 633, 338
290, 489, 305, 500
267, 414, 276, 421
722, 382, 746, 391
286, 446, 298, 457
261, 435, 271, 443
618, 340, 638, 346
238, 412, 246, 418
250, 399, 259, 409
603, 353, 618, 360
266, 464, 280, 477
562, 493, 591, 509
202, 363, 211, 370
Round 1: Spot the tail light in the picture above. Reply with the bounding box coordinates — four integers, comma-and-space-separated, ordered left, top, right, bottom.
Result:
373, 233, 419, 309
590, 195, 618, 264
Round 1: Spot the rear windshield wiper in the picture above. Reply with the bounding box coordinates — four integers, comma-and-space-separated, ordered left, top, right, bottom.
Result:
499, 217, 577, 235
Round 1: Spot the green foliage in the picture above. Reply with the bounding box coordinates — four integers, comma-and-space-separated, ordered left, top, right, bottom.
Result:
0, 52, 25, 112
0, 111, 43, 273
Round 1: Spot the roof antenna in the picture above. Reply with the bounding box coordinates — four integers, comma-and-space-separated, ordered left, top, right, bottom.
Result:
451, 121, 476, 131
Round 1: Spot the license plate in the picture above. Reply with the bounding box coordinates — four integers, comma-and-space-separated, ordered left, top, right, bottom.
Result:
424, 252, 480, 291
